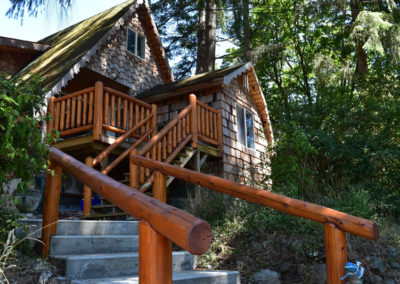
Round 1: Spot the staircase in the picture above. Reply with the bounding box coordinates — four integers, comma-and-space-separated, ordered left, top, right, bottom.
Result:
45, 219, 240, 283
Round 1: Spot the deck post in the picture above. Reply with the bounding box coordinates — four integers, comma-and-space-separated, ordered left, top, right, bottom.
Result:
189, 94, 198, 148
151, 104, 158, 159
324, 222, 347, 284
83, 157, 94, 216
47, 96, 55, 135
139, 171, 172, 283
217, 109, 223, 156
130, 149, 139, 189
41, 161, 62, 256
93, 81, 104, 140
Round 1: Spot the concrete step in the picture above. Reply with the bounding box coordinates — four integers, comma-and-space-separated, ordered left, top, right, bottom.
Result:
52, 251, 196, 280
70, 270, 241, 283
19, 219, 139, 237
50, 235, 139, 255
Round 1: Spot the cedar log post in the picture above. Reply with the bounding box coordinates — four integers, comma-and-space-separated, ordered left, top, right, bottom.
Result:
83, 157, 94, 216
130, 149, 139, 189
324, 222, 347, 284
139, 171, 172, 283
217, 109, 223, 156
41, 162, 62, 256
189, 94, 198, 148
47, 96, 55, 135
93, 81, 103, 140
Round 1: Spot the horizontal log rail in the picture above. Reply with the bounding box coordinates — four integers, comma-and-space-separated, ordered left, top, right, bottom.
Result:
42, 146, 212, 283
42, 146, 211, 255
130, 155, 379, 284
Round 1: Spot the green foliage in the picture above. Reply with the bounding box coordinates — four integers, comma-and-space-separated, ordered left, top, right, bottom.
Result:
0, 73, 49, 205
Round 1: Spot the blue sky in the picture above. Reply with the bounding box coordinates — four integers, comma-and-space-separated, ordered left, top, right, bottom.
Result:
0, 0, 126, 41
0, 0, 233, 67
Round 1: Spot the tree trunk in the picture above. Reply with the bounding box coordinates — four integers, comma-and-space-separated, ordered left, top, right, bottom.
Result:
350, 0, 368, 76
196, 0, 217, 74
242, 0, 251, 61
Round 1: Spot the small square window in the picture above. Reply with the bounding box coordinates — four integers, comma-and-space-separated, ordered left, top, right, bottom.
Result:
237, 105, 255, 148
126, 29, 146, 60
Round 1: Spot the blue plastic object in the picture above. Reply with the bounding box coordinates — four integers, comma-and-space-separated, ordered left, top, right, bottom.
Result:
341, 261, 365, 281
80, 196, 101, 211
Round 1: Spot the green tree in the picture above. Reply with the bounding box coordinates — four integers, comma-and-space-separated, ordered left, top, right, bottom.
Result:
0, 74, 49, 207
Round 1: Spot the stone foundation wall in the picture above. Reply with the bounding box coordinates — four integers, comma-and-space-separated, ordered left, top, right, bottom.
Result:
86, 10, 164, 96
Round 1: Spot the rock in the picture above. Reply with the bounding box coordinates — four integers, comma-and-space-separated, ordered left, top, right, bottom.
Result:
311, 264, 327, 284
370, 273, 384, 283
383, 279, 395, 284
390, 262, 400, 269
38, 271, 52, 284
253, 269, 281, 284
387, 246, 398, 257
279, 262, 291, 273
370, 256, 386, 274
297, 264, 307, 276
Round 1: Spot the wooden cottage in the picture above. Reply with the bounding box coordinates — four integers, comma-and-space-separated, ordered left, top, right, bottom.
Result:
1, 0, 273, 216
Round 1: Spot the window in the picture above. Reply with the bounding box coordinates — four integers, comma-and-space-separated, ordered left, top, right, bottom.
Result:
127, 29, 146, 60
237, 105, 255, 148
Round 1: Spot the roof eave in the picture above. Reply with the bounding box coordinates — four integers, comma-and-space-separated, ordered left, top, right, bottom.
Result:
0, 36, 49, 52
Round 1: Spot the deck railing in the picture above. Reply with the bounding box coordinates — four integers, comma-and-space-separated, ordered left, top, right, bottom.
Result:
42, 146, 212, 284
47, 82, 155, 141
130, 155, 379, 284
47, 87, 95, 137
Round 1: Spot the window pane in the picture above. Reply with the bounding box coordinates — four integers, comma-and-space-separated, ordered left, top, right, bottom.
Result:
127, 29, 136, 54
137, 34, 145, 59
246, 110, 255, 148
237, 106, 246, 146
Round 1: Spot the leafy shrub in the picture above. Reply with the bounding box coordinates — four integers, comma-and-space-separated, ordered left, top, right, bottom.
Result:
0, 73, 50, 208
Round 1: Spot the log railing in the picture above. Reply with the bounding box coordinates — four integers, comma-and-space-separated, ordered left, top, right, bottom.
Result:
47, 82, 155, 141
102, 87, 154, 139
133, 97, 195, 192
130, 155, 379, 284
196, 100, 222, 150
42, 146, 212, 284
47, 87, 95, 137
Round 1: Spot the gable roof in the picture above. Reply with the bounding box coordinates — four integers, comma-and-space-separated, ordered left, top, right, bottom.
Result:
138, 63, 274, 146
15, 0, 173, 98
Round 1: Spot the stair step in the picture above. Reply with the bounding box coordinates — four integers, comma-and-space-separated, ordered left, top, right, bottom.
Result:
50, 235, 139, 255
81, 212, 128, 219
70, 270, 240, 283
18, 219, 139, 237
53, 251, 196, 280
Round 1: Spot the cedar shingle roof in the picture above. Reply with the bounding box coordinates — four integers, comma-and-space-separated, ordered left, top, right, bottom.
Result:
138, 64, 245, 99
15, 0, 137, 92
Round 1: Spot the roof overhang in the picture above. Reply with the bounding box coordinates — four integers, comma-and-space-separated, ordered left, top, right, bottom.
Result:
0, 36, 48, 53
140, 62, 274, 146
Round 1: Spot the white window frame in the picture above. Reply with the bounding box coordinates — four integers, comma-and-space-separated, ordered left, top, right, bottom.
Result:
126, 28, 146, 60
236, 104, 255, 149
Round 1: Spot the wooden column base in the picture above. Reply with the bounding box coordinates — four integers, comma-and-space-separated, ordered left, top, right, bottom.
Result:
324, 222, 347, 284
139, 220, 172, 284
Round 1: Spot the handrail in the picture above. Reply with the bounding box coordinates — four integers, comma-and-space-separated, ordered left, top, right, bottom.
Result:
42, 146, 211, 256
130, 155, 379, 284
93, 114, 153, 166
104, 87, 152, 109
134, 103, 193, 191
131, 155, 378, 240
138, 105, 192, 156
53, 87, 95, 102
